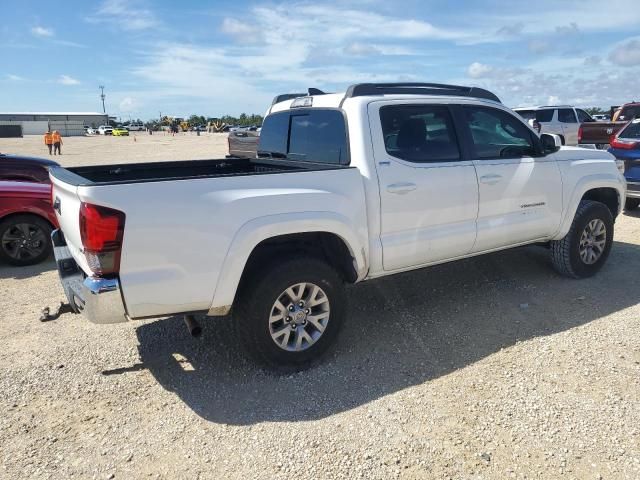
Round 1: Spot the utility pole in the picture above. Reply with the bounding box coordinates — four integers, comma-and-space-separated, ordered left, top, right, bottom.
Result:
99, 85, 106, 114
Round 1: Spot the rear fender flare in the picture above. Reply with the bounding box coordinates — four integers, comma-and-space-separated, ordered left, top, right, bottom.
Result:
208, 211, 368, 314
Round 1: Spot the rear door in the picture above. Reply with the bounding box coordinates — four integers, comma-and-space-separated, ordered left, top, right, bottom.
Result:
459, 105, 563, 252
369, 101, 479, 271
558, 108, 579, 145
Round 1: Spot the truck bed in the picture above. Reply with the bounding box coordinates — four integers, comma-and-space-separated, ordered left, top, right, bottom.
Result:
50, 157, 348, 186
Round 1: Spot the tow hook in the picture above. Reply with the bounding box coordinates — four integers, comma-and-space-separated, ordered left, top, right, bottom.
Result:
184, 314, 202, 337
40, 302, 75, 322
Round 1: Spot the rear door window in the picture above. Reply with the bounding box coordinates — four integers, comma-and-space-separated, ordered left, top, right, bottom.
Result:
558, 108, 577, 123
258, 109, 348, 164
379, 104, 461, 162
620, 121, 640, 139
463, 106, 537, 159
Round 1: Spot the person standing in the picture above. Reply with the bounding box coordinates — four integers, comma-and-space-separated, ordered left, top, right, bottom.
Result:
52, 130, 63, 155
44, 130, 53, 155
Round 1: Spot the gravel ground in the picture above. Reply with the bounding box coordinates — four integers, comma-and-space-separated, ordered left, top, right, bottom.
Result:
1, 135, 639, 479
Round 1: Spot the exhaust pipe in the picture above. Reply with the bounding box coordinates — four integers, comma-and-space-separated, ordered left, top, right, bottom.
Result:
184, 314, 202, 338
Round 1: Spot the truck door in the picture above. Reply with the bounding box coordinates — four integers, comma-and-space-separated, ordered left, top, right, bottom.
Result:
459, 105, 563, 252
369, 101, 479, 271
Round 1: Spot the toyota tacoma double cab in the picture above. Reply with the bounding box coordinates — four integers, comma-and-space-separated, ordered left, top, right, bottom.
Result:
49, 82, 626, 368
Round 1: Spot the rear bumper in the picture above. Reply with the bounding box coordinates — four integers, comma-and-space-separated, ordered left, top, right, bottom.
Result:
52, 229, 128, 324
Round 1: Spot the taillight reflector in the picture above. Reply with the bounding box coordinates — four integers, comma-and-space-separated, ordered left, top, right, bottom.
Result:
79, 203, 125, 275
610, 138, 638, 150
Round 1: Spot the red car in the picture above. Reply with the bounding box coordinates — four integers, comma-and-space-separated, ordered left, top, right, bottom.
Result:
0, 181, 58, 266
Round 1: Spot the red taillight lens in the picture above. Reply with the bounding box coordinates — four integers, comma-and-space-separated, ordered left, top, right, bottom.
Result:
79, 202, 125, 276
610, 137, 638, 150
578, 126, 583, 143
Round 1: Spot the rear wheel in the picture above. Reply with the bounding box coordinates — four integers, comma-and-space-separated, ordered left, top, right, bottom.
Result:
234, 256, 346, 370
625, 198, 640, 211
0, 215, 52, 266
550, 200, 613, 278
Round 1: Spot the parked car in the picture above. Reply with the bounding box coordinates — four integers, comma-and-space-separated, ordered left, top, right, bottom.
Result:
112, 127, 130, 137
0, 181, 58, 266
127, 123, 145, 131
49, 82, 625, 368
514, 105, 595, 146
97, 125, 113, 136
608, 118, 640, 211
0, 153, 59, 183
228, 129, 259, 158
592, 114, 610, 121
578, 102, 640, 146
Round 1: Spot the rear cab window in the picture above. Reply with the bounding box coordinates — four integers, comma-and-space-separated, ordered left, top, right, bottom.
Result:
379, 104, 461, 162
258, 109, 348, 164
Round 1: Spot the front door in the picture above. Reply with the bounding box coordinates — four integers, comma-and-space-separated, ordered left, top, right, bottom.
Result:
558, 107, 579, 146
460, 105, 563, 252
369, 102, 479, 271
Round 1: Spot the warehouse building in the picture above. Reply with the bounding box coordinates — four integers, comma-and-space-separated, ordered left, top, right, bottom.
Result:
0, 112, 109, 137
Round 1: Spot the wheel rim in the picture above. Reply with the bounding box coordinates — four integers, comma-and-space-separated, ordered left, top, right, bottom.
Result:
268, 282, 330, 352
579, 218, 607, 265
1, 223, 48, 261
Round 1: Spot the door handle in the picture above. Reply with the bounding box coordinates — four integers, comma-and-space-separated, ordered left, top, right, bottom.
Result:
387, 182, 417, 194
479, 174, 502, 185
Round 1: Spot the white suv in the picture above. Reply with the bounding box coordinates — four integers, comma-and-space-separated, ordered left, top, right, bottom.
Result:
514, 106, 594, 146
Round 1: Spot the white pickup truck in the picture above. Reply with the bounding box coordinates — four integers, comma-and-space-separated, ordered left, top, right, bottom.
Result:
50, 82, 626, 368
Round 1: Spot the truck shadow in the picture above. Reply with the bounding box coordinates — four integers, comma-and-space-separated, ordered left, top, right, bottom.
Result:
134, 241, 640, 425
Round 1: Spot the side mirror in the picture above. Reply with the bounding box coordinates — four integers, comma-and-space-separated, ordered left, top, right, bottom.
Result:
541, 133, 562, 154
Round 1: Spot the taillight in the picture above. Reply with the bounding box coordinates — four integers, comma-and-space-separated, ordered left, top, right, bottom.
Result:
610, 137, 638, 150
79, 202, 125, 276
578, 125, 583, 143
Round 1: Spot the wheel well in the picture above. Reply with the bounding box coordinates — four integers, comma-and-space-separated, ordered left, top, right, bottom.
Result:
581, 188, 619, 218
0, 211, 54, 230
239, 232, 359, 290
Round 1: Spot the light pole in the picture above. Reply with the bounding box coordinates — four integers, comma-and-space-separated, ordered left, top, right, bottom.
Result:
99, 86, 106, 114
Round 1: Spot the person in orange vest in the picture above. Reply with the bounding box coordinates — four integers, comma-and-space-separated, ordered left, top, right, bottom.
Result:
52, 130, 63, 155
44, 130, 54, 155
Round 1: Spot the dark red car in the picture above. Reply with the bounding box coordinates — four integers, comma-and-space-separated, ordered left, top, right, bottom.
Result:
0, 154, 59, 266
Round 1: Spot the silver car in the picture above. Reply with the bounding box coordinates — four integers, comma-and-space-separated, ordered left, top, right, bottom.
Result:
514, 106, 594, 146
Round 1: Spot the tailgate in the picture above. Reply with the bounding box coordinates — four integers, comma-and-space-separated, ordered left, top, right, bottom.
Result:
580, 122, 624, 144
50, 174, 91, 274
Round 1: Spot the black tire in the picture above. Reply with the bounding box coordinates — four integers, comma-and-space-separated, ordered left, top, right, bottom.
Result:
550, 200, 614, 278
234, 256, 346, 370
0, 214, 52, 266
625, 198, 640, 211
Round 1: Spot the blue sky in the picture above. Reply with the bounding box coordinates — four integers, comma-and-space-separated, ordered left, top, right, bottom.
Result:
2, 0, 640, 119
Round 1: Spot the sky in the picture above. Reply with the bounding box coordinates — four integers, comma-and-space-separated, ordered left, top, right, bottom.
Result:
2, 0, 640, 120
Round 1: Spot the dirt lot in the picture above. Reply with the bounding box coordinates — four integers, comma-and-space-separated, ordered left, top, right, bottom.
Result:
1, 134, 639, 479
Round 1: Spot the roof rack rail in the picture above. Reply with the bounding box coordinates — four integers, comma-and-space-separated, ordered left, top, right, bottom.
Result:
343, 82, 501, 103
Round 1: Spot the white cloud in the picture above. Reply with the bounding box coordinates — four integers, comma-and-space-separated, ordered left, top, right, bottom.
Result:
6, 74, 24, 81
118, 97, 138, 112
31, 26, 54, 37
89, 0, 158, 30
58, 75, 80, 85
467, 62, 494, 79
528, 39, 551, 54
221, 18, 261, 43
608, 38, 640, 66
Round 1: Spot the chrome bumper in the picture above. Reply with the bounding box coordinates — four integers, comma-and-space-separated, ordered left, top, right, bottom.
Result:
52, 230, 128, 324
627, 182, 640, 199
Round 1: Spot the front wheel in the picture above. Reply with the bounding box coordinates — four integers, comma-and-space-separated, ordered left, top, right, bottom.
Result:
234, 256, 346, 369
625, 198, 640, 211
550, 200, 614, 278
